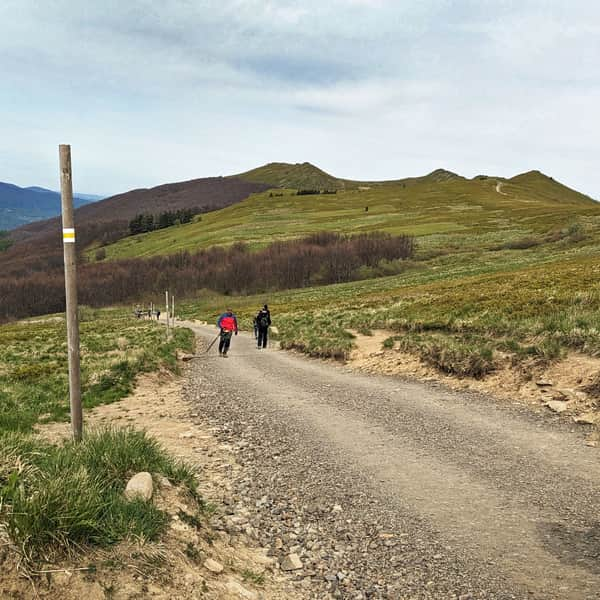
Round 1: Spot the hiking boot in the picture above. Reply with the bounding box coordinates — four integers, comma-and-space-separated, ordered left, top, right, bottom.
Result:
222, 353, 228, 358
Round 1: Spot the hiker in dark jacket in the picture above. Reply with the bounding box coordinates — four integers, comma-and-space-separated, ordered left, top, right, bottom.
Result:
217, 308, 238, 357
255, 305, 271, 349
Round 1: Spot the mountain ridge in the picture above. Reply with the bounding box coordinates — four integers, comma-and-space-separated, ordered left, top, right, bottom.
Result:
95, 161, 600, 261
0, 181, 102, 230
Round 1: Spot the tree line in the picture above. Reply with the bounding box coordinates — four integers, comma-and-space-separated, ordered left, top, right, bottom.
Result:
296, 189, 337, 196
0, 232, 414, 321
128, 208, 198, 235
0, 231, 12, 252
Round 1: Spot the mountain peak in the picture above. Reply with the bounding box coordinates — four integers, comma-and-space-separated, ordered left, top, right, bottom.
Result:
236, 162, 347, 190
423, 168, 462, 183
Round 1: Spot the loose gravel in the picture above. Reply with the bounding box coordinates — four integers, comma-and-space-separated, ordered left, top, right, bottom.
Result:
182, 324, 600, 600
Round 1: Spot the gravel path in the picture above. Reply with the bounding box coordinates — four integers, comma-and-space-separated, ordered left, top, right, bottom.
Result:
181, 323, 600, 599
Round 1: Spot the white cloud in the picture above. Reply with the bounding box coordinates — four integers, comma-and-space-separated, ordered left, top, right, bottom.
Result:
0, 0, 599, 198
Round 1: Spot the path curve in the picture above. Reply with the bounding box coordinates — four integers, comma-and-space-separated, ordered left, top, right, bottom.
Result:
496, 181, 509, 196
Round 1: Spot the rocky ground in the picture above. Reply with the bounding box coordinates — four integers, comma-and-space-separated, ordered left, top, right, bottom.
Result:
183, 322, 600, 600
2, 370, 301, 600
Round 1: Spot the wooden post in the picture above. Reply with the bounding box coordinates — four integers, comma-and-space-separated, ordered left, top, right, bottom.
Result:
171, 294, 175, 329
59, 144, 83, 441
165, 290, 170, 337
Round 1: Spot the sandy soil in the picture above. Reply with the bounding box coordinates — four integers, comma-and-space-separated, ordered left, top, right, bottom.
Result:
349, 329, 600, 432
1, 368, 302, 600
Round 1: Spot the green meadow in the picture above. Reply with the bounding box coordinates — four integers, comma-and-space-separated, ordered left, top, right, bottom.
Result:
95, 170, 599, 263
0, 310, 199, 561
134, 168, 600, 373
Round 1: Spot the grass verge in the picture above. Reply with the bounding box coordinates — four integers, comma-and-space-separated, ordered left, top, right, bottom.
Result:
0, 428, 196, 561
0, 309, 194, 433
0, 309, 199, 565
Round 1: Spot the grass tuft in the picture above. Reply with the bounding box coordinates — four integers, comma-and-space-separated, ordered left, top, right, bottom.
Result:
0, 428, 197, 561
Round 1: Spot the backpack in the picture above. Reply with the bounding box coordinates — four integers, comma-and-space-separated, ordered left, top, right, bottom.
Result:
258, 311, 269, 328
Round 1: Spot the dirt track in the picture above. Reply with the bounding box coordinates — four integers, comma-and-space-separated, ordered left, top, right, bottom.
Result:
182, 322, 600, 599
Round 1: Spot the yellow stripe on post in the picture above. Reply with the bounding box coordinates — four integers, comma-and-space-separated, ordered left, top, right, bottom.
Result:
63, 227, 75, 243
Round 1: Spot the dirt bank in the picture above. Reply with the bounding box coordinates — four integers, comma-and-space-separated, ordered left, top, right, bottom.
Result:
349, 329, 600, 435
1, 368, 301, 600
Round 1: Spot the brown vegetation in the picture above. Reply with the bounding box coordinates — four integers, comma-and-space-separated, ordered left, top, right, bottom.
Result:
0, 176, 269, 318
0, 232, 414, 320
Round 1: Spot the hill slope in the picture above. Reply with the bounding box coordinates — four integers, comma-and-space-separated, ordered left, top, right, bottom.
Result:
236, 162, 464, 190
0, 182, 98, 230
10, 176, 270, 245
0, 176, 270, 319
236, 162, 352, 190
100, 167, 599, 260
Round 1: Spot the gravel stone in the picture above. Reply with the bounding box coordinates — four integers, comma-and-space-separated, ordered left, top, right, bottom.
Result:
183, 324, 600, 599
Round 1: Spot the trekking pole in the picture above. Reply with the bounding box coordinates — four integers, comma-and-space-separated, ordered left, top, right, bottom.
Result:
180, 332, 221, 361
205, 332, 221, 353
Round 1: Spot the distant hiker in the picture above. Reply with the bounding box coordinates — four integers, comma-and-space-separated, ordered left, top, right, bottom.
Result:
255, 304, 271, 349
156, 310, 161, 320
217, 308, 238, 357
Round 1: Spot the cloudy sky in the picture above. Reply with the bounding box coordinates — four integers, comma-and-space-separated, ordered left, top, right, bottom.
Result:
1, 0, 598, 197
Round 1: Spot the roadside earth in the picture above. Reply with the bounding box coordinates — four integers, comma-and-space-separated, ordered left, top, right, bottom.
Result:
0, 367, 303, 600
181, 321, 600, 599
349, 330, 600, 438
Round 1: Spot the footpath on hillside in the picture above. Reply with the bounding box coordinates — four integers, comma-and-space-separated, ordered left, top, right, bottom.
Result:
179, 320, 600, 600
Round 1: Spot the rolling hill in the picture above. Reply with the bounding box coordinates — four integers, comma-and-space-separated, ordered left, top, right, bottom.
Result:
234, 162, 463, 190
236, 162, 353, 190
0, 182, 101, 230
2, 161, 599, 326
98, 165, 599, 260
9, 176, 269, 245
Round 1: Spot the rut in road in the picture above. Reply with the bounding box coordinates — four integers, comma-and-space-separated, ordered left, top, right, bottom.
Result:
182, 322, 600, 599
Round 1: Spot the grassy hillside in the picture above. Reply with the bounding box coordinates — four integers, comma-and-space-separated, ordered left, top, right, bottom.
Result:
90, 164, 599, 375
177, 249, 600, 373
97, 170, 600, 261
0, 309, 192, 431
235, 161, 462, 190
235, 161, 353, 190
0, 310, 198, 561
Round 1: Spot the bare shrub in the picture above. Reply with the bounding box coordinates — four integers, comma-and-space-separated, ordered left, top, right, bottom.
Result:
0, 232, 415, 320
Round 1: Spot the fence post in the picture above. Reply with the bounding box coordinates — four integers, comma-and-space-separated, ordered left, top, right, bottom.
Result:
165, 290, 170, 338
59, 144, 83, 441
171, 294, 175, 330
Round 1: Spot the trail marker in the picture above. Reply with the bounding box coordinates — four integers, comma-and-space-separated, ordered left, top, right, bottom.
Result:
59, 144, 83, 441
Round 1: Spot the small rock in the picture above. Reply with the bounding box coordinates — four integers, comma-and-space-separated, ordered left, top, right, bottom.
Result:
546, 401, 568, 414
204, 558, 224, 574
226, 580, 258, 599
575, 413, 596, 425
585, 440, 598, 448
158, 475, 173, 488
536, 380, 553, 387
274, 538, 284, 550
280, 553, 303, 571
125, 472, 153, 501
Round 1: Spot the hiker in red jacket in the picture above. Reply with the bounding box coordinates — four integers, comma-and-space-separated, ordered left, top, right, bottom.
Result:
216, 308, 238, 357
